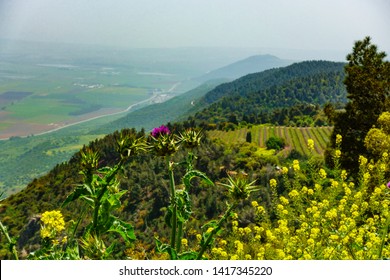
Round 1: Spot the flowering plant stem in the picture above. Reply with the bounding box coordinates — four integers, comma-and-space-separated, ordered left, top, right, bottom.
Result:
378, 215, 390, 259
168, 158, 178, 250
0, 220, 18, 260
196, 202, 238, 260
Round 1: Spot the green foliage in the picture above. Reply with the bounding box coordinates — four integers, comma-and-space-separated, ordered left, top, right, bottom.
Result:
364, 112, 390, 158
266, 136, 285, 151
194, 61, 346, 127
329, 37, 390, 173
58, 134, 148, 259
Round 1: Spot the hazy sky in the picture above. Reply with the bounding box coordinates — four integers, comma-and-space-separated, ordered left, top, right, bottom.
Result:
0, 0, 389, 55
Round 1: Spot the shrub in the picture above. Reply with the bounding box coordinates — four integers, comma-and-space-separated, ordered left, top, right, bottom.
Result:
266, 136, 285, 151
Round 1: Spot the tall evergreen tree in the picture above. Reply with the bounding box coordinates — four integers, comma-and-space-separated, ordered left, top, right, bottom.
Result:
328, 37, 390, 172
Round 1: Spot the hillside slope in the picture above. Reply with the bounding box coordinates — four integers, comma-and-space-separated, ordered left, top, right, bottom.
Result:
192, 61, 346, 127
196, 54, 294, 82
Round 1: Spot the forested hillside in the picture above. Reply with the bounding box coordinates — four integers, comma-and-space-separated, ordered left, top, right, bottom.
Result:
193, 61, 346, 128
0, 125, 279, 258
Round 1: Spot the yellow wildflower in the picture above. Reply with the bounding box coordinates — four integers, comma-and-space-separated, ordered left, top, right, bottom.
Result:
292, 160, 300, 172
289, 189, 299, 198
341, 170, 348, 180
254, 226, 264, 234
234, 240, 244, 253
330, 234, 339, 241
325, 209, 337, 219
206, 227, 214, 234
40, 210, 65, 239
307, 139, 315, 151
336, 134, 342, 145
275, 249, 285, 259
331, 180, 339, 188
319, 168, 327, 179
244, 227, 252, 234
359, 155, 368, 166
374, 187, 382, 196
181, 238, 188, 247
280, 196, 289, 205
257, 206, 265, 214
363, 172, 370, 182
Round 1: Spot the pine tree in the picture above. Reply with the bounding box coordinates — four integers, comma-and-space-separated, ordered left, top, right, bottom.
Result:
328, 37, 390, 172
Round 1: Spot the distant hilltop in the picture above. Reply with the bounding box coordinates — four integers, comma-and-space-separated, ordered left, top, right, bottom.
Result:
196, 54, 295, 82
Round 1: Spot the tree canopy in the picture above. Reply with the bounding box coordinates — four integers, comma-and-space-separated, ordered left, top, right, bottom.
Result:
328, 37, 390, 172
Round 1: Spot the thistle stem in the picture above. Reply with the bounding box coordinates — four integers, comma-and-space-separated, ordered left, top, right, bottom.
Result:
176, 222, 183, 253
168, 158, 178, 250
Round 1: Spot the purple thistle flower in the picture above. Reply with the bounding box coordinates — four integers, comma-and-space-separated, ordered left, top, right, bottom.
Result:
151, 125, 170, 138
387, 181, 390, 189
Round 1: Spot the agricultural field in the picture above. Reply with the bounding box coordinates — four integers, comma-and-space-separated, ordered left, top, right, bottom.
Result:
0, 45, 201, 139
208, 125, 333, 156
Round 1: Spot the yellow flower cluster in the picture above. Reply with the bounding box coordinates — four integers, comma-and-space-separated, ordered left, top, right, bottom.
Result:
335, 134, 342, 145
212, 149, 390, 260
319, 168, 327, 179
181, 238, 188, 247
40, 210, 65, 240
292, 160, 300, 172
307, 139, 315, 152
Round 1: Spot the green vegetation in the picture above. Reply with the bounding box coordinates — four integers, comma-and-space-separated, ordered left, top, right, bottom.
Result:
193, 60, 346, 129
0, 126, 388, 260
208, 125, 332, 157
265, 136, 286, 151
328, 37, 390, 173
0, 38, 389, 260
0, 132, 105, 196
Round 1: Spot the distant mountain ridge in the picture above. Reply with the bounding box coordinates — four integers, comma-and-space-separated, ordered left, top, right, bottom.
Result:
201, 60, 345, 105
196, 54, 294, 82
